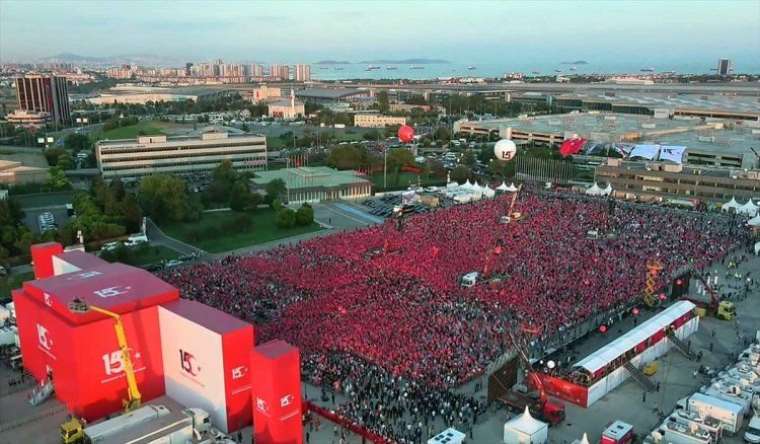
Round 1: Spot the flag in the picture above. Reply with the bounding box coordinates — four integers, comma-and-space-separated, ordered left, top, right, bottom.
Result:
559, 138, 587, 157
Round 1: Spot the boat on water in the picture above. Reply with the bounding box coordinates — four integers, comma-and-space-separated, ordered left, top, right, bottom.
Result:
385, 66, 397, 70
531, 71, 540, 74
554, 69, 562, 73
366, 65, 381, 71
334, 67, 344, 70
466, 66, 476, 70
319, 66, 328, 70
640, 67, 655, 72
569, 66, 577, 71
410, 65, 424, 70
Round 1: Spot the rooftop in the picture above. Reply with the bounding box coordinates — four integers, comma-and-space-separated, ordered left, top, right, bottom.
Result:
251, 166, 370, 190
96, 130, 265, 146
295, 87, 365, 99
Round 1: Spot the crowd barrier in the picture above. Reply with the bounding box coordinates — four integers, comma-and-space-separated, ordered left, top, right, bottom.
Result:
305, 401, 392, 444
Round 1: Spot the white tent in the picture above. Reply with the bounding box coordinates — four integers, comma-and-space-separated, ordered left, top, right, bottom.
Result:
748, 215, 760, 227
483, 186, 496, 199
497, 182, 510, 192
722, 197, 741, 212
505, 183, 519, 192
754, 241, 760, 256
463, 179, 474, 190
504, 407, 548, 444
446, 181, 459, 190
602, 183, 613, 196
586, 182, 603, 196
571, 434, 591, 444
738, 199, 758, 217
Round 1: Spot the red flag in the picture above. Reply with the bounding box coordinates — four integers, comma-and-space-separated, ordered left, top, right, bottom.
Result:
560, 138, 586, 157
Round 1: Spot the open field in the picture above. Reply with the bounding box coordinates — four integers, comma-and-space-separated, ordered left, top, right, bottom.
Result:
0, 145, 49, 168
370, 171, 445, 190
91, 120, 196, 141
160, 209, 322, 253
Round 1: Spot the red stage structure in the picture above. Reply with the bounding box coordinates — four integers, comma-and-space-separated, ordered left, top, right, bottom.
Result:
251, 340, 303, 444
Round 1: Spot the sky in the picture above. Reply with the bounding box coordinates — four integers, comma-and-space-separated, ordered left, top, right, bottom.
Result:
1, 0, 759, 70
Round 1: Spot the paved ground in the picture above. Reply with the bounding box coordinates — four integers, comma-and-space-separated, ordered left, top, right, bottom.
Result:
145, 217, 206, 257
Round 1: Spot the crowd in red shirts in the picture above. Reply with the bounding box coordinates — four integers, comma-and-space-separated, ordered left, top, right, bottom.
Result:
162, 191, 741, 391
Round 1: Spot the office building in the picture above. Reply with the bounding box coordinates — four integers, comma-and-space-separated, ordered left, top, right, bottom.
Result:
251, 166, 372, 204
354, 114, 407, 128
295, 64, 311, 82
717, 59, 732, 76
14, 74, 71, 124
243, 85, 282, 104
95, 132, 269, 179
5, 110, 52, 127
270, 64, 290, 81
595, 158, 760, 204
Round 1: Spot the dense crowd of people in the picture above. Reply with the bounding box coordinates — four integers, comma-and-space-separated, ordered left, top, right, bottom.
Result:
161, 190, 744, 441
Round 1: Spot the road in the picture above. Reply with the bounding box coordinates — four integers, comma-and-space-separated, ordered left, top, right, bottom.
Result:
144, 218, 206, 257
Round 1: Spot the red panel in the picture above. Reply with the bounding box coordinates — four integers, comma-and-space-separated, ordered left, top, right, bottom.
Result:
23, 263, 178, 325
12, 289, 79, 408
30, 242, 63, 279
251, 340, 303, 444
53, 251, 108, 274
538, 373, 588, 408
161, 299, 251, 334
71, 306, 165, 420
222, 326, 255, 432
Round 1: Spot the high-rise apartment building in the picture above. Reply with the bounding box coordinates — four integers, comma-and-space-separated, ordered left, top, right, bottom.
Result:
14, 74, 71, 125
717, 59, 732, 76
270, 64, 290, 80
295, 64, 311, 82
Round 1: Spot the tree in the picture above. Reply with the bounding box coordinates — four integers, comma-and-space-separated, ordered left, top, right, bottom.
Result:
275, 208, 296, 228
264, 179, 287, 203
327, 145, 370, 171
137, 175, 192, 223
451, 165, 472, 184
295, 204, 314, 226
229, 181, 251, 212
120, 195, 143, 233
377, 91, 389, 113
386, 148, 415, 172
434, 127, 452, 143
460, 150, 477, 167
47, 166, 71, 190
478, 145, 495, 164
63, 133, 91, 152
57, 152, 74, 170
208, 160, 240, 204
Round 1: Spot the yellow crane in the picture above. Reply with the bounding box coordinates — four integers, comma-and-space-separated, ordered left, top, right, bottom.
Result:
61, 298, 142, 444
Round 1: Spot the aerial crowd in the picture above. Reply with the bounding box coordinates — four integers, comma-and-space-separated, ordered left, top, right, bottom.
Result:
162, 190, 743, 440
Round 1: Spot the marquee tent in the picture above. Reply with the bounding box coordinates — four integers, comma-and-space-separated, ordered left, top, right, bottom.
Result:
721, 197, 741, 212
586, 183, 603, 196
503, 407, 548, 444
738, 199, 758, 217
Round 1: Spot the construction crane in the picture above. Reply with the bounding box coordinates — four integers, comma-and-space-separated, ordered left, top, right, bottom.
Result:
499, 325, 565, 425
61, 298, 142, 443
500, 185, 524, 224
643, 259, 663, 308
685, 271, 735, 320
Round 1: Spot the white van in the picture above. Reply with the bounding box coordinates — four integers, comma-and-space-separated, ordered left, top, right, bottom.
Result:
746, 416, 760, 444
460, 272, 479, 288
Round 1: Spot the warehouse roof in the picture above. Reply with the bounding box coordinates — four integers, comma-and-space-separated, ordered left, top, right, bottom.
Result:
295, 87, 364, 99
251, 166, 370, 190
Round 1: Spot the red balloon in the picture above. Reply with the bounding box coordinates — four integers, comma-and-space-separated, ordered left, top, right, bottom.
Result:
632, 307, 640, 316
398, 125, 415, 143
599, 325, 608, 333
659, 293, 667, 301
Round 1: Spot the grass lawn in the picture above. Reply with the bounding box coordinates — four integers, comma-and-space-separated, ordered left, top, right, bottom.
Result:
370, 172, 446, 191
96, 120, 166, 140
126, 245, 180, 267
0, 271, 34, 303
161, 209, 322, 253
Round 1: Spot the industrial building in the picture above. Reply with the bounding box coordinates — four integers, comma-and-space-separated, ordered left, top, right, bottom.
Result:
0, 159, 48, 185
8, 74, 71, 125
353, 113, 407, 128
251, 166, 372, 204
595, 158, 760, 204
83, 85, 229, 105
95, 131, 269, 179
295, 87, 370, 104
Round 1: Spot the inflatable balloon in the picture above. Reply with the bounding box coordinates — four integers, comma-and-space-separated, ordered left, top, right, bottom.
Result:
494, 139, 517, 161
398, 125, 415, 143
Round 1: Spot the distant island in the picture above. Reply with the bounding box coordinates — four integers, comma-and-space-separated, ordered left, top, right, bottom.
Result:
315, 60, 351, 65
359, 58, 450, 64
561, 60, 589, 65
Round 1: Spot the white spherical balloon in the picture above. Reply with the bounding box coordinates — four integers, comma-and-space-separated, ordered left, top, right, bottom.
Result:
494, 139, 517, 162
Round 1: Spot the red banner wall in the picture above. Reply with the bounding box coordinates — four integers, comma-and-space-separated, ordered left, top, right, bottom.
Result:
251, 340, 303, 444
538, 373, 588, 407
30, 242, 63, 279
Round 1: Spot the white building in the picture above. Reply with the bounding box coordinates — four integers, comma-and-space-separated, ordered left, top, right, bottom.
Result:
354, 114, 407, 128
268, 91, 305, 120
96, 132, 268, 179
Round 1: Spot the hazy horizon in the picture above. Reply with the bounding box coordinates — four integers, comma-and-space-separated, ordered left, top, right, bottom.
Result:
1, 0, 759, 72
